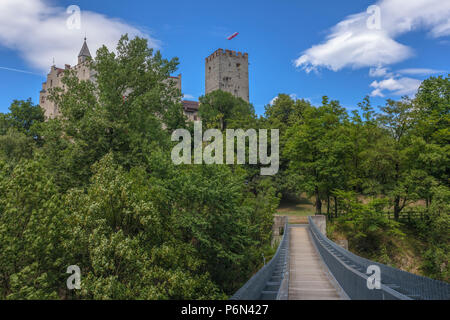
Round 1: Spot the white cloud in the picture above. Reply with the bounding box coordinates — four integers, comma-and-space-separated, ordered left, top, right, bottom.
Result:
183, 94, 196, 100
397, 68, 446, 76
269, 96, 278, 105
289, 93, 299, 100
369, 67, 445, 81
430, 19, 450, 37
370, 77, 422, 97
295, 0, 450, 73
295, 28, 412, 73
0, 0, 159, 73
269, 93, 300, 105
369, 66, 392, 77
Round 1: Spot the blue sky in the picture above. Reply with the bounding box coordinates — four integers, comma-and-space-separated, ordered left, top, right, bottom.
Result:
0, 0, 449, 115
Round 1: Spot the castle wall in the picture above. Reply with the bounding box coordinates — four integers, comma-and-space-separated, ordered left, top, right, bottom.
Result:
39, 62, 93, 119
169, 74, 182, 91
40, 66, 65, 119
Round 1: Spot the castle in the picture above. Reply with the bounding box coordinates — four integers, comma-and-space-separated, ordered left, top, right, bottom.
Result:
40, 39, 249, 121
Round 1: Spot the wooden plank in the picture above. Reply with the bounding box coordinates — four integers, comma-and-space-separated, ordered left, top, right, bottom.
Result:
288, 226, 342, 300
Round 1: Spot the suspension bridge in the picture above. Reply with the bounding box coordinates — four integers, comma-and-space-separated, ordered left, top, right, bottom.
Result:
231, 216, 449, 300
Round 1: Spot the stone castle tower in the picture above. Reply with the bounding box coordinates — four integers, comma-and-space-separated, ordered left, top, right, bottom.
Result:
39, 38, 94, 119
205, 49, 249, 102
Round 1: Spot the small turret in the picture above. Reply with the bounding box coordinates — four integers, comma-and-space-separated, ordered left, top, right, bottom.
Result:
78, 38, 91, 64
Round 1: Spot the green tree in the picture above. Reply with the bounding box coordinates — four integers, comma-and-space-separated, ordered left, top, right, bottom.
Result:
377, 98, 416, 220
410, 75, 449, 198
38, 35, 184, 190
0, 99, 44, 136
0, 160, 67, 299
421, 186, 450, 281
167, 163, 276, 294
332, 190, 403, 256
61, 153, 224, 299
198, 90, 256, 130
285, 96, 348, 214
0, 128, 35, 164
263, 94, 312, 198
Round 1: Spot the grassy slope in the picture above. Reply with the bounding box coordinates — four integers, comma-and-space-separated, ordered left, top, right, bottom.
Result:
327, 223, 428, 276
275, 196, 315, 224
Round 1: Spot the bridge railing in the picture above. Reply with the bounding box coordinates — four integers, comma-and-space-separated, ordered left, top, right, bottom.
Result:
276, 225, 290, 300
308, 216, 450, 300
230, 221, 289, 300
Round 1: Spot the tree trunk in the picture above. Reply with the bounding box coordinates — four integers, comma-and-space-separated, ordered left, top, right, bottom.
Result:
393, 162, 400, 221
334, 196, 338, 218
394, 195, 400, 221
327, 194, 331, 220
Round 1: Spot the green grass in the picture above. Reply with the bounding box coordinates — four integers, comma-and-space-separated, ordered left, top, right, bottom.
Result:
276, 197, 315, 216
276, 196, 316, 224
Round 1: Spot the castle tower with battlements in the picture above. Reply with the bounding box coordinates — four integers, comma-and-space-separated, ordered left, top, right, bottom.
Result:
205, 49, 249, 102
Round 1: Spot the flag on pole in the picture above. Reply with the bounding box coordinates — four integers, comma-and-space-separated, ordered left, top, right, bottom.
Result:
227, 32, 239, 40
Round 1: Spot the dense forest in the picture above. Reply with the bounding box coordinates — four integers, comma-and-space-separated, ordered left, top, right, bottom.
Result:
0, 35, 448, 299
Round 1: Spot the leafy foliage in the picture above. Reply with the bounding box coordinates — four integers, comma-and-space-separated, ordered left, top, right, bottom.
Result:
331, 190, 404, 255
198, 90, 256, 130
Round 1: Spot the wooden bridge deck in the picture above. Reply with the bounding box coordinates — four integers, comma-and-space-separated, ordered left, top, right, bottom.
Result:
288, 225, 342, 300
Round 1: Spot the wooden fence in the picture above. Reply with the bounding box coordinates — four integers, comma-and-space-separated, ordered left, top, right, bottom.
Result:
384, 209, 427, 223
